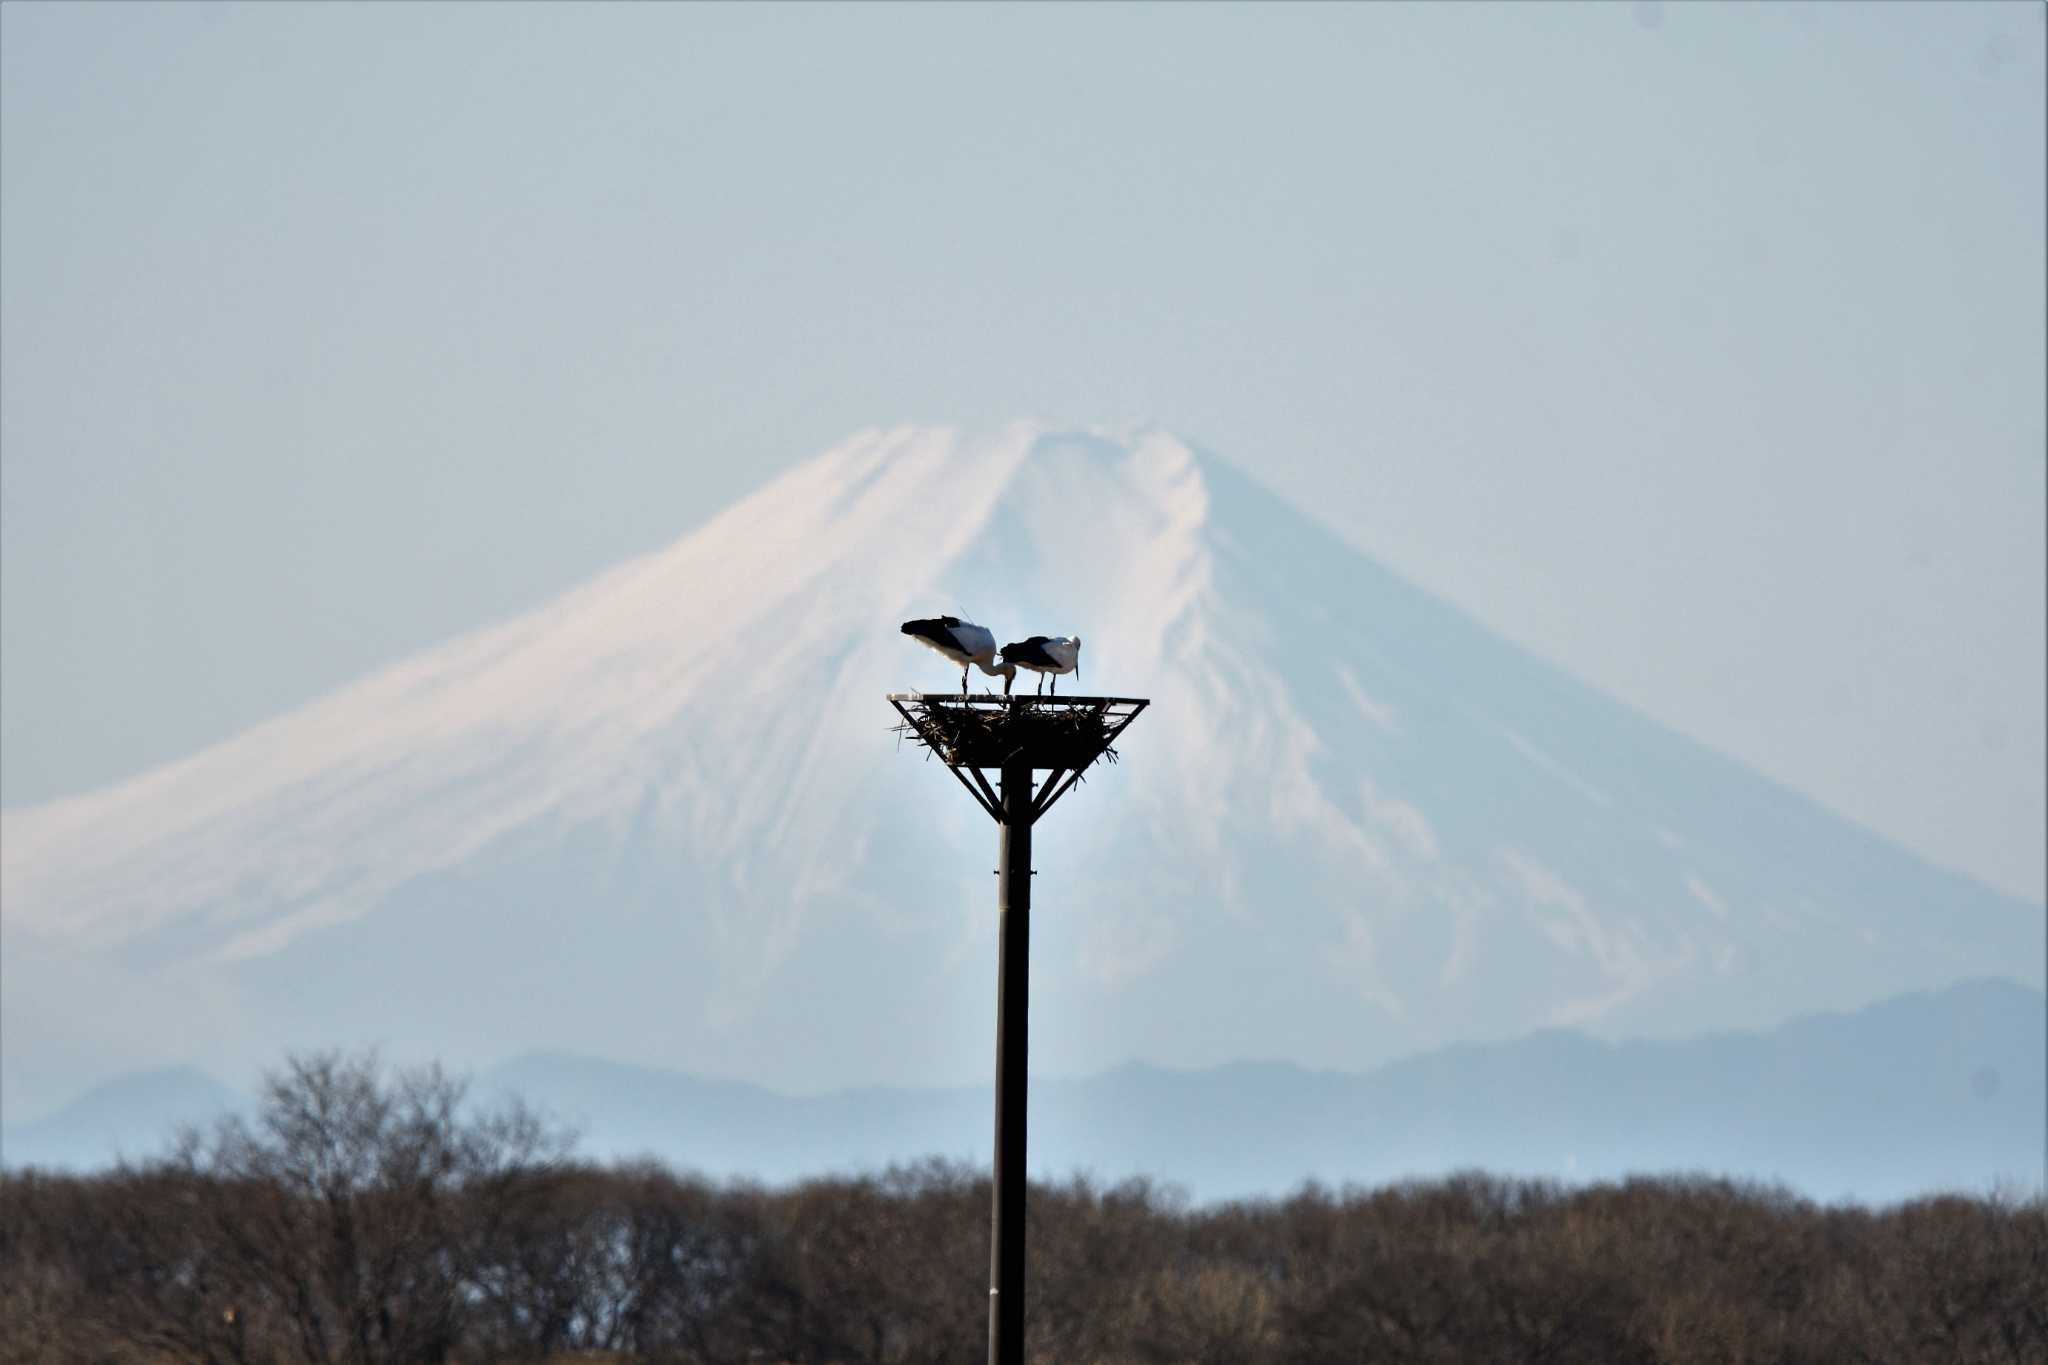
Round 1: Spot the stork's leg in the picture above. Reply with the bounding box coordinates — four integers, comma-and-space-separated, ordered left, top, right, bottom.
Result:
961, 664, 969, 696
1050, 675, 1057, 696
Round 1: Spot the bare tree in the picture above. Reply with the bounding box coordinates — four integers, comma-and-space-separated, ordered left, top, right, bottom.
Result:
8, 1068, 2044, 1365
172, 1049, 568, 1365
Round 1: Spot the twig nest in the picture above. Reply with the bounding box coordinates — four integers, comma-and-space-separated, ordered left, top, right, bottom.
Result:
893, 698, 1121, 771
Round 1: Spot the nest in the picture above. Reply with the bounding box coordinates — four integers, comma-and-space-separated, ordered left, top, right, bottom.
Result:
892, 699, 1121, 772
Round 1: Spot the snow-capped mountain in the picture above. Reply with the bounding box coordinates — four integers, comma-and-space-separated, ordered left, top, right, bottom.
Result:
3, 424, 2040, 1117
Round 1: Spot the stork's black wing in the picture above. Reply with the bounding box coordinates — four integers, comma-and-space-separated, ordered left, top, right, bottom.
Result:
903, 617, 957, 640
1002, 637, 1057, 668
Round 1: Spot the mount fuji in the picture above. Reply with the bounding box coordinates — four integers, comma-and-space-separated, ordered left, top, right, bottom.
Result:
3, 424, 2040, 1122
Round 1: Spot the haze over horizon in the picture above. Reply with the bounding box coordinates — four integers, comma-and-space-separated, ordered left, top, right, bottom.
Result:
2, 1, 2041, 911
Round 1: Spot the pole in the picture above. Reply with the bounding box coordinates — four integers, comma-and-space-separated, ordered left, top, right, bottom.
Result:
989, 757, 1031, 1365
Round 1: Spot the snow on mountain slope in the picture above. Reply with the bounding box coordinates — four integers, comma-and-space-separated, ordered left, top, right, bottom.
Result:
3, 423, 2039, 1116
4, 426, 1021, 954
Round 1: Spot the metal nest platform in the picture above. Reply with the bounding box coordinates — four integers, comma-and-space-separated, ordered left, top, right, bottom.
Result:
887, 693, 1149, 824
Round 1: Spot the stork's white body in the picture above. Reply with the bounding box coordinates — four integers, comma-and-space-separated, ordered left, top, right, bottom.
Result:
1001, 635, 1081, 694
901, 616, 1013, 694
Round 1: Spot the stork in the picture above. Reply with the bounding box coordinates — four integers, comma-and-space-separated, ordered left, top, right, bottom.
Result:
901, 616, 1015, 695
1001, 635, 1081, 695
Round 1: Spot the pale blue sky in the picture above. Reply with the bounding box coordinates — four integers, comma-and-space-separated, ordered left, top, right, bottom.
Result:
2, 1, 2042, 900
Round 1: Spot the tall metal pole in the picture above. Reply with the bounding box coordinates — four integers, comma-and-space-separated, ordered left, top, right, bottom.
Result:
888, 691, 1146, 1361
988, 756, 1032, 1365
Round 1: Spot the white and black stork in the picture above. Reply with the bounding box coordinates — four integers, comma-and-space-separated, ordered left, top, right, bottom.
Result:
1001, 635, 1081, 695
901, 616, 1016, 695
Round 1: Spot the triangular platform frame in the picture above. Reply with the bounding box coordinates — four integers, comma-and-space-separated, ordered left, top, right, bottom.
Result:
887, 693, 1150, 825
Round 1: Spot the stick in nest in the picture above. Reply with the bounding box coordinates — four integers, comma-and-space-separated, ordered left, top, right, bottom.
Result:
892, 700, 1119, 770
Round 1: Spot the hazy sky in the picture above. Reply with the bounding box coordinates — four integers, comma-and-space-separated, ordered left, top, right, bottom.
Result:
2, 2, 2041, 902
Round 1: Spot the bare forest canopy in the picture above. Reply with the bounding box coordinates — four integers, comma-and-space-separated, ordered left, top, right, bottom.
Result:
2, 1052, 2043, 1365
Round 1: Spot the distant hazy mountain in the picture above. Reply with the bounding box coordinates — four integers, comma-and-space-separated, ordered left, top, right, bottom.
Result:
0, 1065, 242, 1172
9, 981, 2037, 1206
3, 424, 2041, 1117
487, 977, 2046, 1205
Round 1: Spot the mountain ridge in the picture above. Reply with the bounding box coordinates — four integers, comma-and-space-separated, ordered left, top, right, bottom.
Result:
7, 978, 2038, 1206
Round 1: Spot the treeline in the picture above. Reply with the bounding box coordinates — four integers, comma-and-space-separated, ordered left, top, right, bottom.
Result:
2, 1053, 2042, 1365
